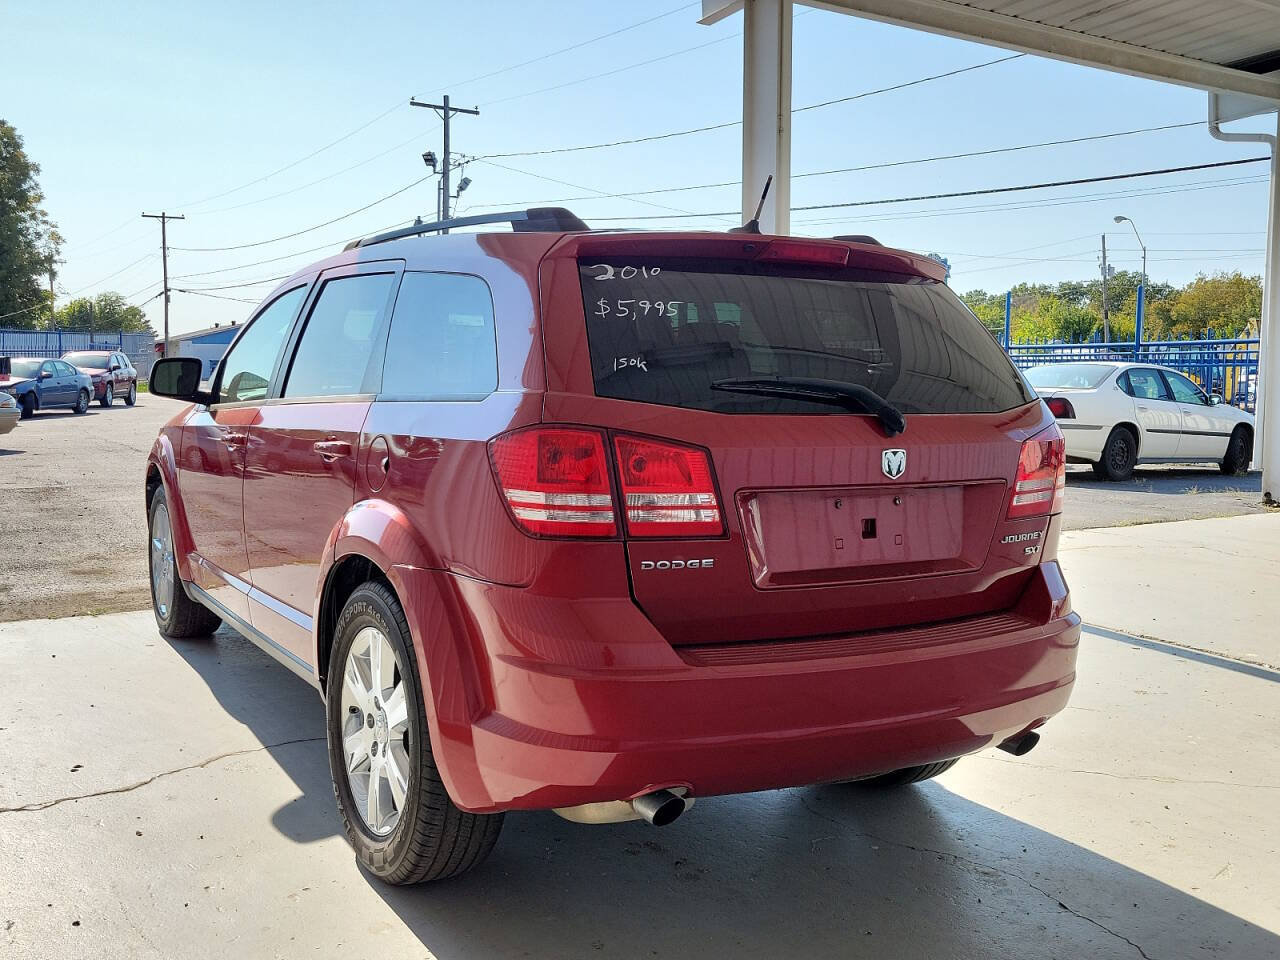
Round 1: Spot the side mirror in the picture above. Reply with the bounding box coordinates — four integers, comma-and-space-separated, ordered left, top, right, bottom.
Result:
110, 363, 121, 372
149, 357, 209, 403
1209, 394, 1223, 406
39, 370, 53, 380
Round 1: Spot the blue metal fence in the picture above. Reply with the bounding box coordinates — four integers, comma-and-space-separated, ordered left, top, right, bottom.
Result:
0, 328, 156, 378
1006, 338, 1259, 412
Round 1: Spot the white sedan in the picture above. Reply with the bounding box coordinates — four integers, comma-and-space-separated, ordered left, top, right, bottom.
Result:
1025, 361, 1254, 481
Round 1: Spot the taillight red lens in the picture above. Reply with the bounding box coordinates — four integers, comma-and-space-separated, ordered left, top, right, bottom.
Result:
1008, 424, 1066, 520
613, 435, 723, 537
489, 427, 616, 537
1045, 397, 1076, 419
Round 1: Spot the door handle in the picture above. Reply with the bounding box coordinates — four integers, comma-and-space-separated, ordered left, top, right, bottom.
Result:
223, 431, 247, 450
313, 440, 353, 462
1136, 405, 1149, 412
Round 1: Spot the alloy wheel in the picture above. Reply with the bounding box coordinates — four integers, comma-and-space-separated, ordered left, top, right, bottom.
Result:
150, 502, 175, 619
340, 626, 412, 837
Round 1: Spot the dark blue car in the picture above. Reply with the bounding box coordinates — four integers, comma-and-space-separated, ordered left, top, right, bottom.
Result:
0, 357, 94, 418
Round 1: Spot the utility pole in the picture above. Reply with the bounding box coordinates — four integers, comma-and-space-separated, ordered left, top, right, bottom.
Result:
142, 212, 184, 357
1100, 234, 1111, 342
409, 95, 479, 232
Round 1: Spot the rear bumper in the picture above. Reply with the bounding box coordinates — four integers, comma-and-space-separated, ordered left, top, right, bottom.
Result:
395, 562, 1078, 813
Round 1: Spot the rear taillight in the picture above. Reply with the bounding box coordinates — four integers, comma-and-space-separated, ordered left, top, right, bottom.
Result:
613, 435, 724, 538
1008, 424, 1066, 520
1045, 397, 1075, 419
488, 427, 616, 537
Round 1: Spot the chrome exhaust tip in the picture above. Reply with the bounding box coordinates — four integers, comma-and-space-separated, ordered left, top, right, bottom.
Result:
554, 788, 693, 826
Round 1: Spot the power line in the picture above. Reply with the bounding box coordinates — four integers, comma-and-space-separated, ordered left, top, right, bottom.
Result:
475, 54, 1023, 161
793, 54, 1023, 114
171, 176, 432, 252
470, 120, 1205, 209
180, 274, 291, 292
175, 99, 408, 209
479, 32, 742, 109
175, 288, 260, 304
590, 157, 1270, 222
788, 173, 1269, 228
191, 126, 440, 217
475, 158, 735, 223
448, 2, 698, 92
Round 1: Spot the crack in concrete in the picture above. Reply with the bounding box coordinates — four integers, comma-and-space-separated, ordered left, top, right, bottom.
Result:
0, 737, 325, 814
798, 795, 1157, 960
971, 753, 1280, 790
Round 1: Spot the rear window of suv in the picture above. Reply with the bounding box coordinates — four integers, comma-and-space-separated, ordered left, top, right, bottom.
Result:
578, 259, 1032, 415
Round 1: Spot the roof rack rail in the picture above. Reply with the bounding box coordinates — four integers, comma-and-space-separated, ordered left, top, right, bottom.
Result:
345, 207, 589, 250
832, 234, 882, 246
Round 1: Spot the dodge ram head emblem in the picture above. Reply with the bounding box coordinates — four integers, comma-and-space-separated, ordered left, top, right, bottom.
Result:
881, 448, 907, 480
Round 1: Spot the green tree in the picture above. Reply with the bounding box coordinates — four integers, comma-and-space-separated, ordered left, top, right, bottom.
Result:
959, 289, 1006, 338
0, 119, 61, 328
55, 292, 155, 335
1152, 272, 1262, 339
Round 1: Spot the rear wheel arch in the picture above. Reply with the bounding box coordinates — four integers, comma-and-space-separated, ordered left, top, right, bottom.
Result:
1115, 421, 1140, 456
316, 553, 394, 691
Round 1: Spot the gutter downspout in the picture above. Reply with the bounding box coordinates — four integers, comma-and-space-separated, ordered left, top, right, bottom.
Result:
1208, 93, 1279, 498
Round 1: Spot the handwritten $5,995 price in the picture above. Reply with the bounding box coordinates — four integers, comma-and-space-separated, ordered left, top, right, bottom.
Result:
594, 298, 682, 319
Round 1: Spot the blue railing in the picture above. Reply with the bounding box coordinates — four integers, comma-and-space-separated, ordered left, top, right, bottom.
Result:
0, 328, 156, 377
1005, 338, 1259, 412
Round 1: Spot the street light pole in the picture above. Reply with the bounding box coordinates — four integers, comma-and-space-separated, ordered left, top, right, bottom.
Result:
1114, 215, 1147, 289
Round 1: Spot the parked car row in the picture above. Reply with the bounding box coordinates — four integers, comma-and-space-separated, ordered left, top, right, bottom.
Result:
0, 351, 139, 420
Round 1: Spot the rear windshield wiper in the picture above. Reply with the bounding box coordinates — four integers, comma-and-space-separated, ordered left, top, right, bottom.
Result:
711, 376, 906, 437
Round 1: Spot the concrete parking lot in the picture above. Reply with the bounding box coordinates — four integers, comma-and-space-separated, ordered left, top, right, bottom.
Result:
2, 515, 1278, 959
0, 398, 1265, 622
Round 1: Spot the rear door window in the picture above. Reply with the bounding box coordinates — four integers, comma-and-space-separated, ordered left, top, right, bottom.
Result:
1127, 368, 1172, 401
381, 272, 497, 399
578, 260, 1031, 415
284, 273, 397, 399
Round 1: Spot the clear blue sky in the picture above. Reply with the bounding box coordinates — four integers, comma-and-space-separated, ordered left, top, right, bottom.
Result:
2, 0, 1274, 335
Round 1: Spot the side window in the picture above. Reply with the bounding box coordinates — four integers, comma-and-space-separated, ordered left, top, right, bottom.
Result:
1117, 371, 1133, 397
56, 361, 75, 376
40, 361, 55, 378
218, 286, 307, 404
1164, 371, 1206, 405
284, 273, 395, 399
381, 272, 497, 398
1127, 368, 1170, 401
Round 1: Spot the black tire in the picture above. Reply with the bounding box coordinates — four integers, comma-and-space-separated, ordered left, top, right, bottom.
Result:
148, 488, 221, 639
100, 384, 113, 408
125, 382, 137, 406
1096, 426, 1137, 481
19, 394, 35, 419
1220, 426, 1251, 476
73, 388, 90, 414
326, 582, 502, 884
853, 758, 960, 788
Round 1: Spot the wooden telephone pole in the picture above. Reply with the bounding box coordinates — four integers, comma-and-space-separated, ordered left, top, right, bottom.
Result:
142, 212, 184, 357
409, 96, 479, 231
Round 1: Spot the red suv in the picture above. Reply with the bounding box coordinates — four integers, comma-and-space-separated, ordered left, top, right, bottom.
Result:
146, 209, 1078, 885
63, 350, 138, 407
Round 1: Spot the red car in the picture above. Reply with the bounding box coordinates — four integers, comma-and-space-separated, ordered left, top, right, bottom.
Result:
146, 209, 1078, 885
63, 350, 138, 407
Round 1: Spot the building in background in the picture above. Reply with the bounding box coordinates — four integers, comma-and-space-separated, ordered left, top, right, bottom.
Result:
157, 323, 240, 380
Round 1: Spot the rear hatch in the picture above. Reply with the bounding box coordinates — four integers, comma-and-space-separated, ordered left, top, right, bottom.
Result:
538, 234, 1058, 646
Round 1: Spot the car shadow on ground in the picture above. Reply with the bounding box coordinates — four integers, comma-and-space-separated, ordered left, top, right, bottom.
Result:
1065, 465, 1261, 496
168, 626, 1280, 960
